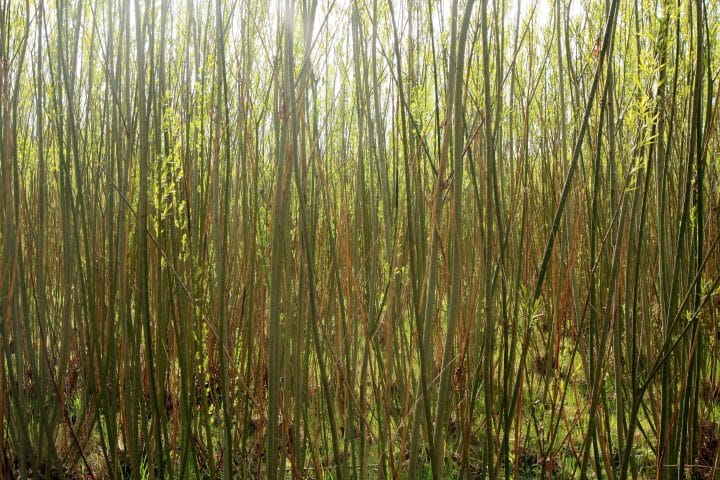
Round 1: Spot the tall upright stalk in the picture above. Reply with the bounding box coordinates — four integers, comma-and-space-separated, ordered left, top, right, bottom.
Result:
2, 0, 720, 478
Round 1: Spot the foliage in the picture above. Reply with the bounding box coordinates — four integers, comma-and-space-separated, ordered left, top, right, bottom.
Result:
0, 0, 719, 478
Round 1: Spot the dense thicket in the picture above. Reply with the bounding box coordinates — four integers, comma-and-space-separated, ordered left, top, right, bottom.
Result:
1, 0, 719, 478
